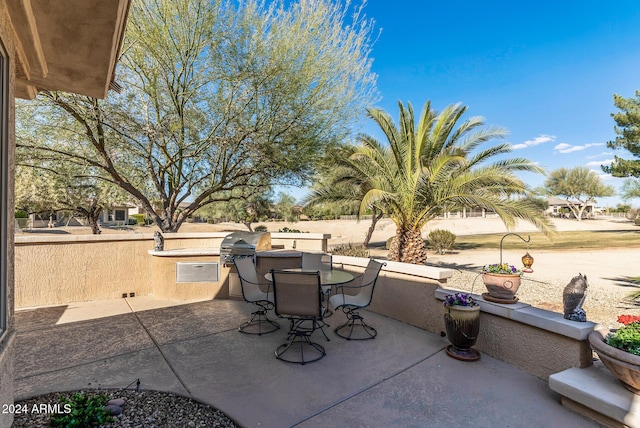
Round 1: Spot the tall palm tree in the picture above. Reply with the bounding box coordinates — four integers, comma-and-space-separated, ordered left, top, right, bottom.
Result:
323, 100, 554, 264
305, 145, 385, 246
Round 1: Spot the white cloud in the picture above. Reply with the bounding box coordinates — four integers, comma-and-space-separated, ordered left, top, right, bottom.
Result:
554, 143, 572, 151
554, 142, 605, 153
586, 151, 614, 159
511, 134, 556, 150
591, 170, 614, 180
586, 159, 614, 167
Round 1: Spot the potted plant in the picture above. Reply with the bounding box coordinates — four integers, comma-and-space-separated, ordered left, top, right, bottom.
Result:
481, 263, 522, 303
589, 315, 640, 394
443, 292, 480, 361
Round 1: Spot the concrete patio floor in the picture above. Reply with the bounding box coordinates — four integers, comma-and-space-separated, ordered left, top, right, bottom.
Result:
14, 297, 600, 427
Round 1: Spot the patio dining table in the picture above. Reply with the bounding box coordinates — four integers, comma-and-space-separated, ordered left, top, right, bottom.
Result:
265, 268, 355, 317
264, 268, 354, 287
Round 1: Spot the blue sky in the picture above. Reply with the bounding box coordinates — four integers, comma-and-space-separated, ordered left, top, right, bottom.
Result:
286, 1, 640, 206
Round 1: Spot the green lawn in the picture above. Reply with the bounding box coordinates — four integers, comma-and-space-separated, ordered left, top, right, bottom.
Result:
454, 229, 640, 251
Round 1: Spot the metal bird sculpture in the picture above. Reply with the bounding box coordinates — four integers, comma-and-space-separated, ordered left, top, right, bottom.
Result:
563, 273, 588, 322
153, 231, 164, 251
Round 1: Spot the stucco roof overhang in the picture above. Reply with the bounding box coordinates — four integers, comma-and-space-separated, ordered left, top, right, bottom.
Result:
6, 0, 130, 100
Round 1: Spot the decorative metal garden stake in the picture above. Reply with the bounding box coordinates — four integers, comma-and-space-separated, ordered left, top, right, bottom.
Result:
499, 233, 532, 272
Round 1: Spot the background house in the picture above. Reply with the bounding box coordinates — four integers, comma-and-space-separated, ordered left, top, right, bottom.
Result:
545, 196, 595, 219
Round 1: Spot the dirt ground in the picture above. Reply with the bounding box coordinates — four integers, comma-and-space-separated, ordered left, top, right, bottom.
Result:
20, 215, 639, 328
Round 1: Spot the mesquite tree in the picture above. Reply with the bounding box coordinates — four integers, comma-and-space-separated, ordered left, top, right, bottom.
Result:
16, 0, 378, 232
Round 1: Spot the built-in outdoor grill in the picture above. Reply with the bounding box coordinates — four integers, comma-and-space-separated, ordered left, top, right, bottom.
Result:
220, 231, 271, 266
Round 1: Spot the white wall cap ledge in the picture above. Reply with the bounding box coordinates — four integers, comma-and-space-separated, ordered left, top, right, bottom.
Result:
333, 256, 454, 281
148, 247, 221, 257
436, 287, 596, 341
161, 232, 231, 239
15, 231, 331, 245
16, 233, 150, 244
15, 231, 237, 244
271, 232, 330, 239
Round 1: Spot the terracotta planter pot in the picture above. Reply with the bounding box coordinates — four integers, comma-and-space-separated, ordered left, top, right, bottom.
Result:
589, 329, 640, 394
444, 304, 480, 361
482, 273, 521, 301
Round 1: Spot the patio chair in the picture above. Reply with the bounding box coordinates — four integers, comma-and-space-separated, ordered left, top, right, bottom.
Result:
329, 258, 385, 340
301, 252, 334, 314
234, 256, 280, 335
301, 252, 332, 271
271, 269, 327, 364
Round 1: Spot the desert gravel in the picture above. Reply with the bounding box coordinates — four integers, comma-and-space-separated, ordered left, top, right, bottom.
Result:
12, 389, 239, 428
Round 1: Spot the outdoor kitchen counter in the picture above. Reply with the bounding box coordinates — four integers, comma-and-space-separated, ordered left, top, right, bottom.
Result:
256, 249, 301, 257
147, 248, 304, 300
148, 247, 221, 257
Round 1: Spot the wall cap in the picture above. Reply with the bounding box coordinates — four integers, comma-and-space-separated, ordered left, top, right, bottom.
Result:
333, 255, 454, 281
435, 287, 597, 341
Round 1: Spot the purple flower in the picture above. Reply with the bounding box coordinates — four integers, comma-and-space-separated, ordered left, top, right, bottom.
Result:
443, 292, 478, 307
482, 263, 523, 275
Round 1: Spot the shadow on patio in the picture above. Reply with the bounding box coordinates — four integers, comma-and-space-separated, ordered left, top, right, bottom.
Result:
14, 297, 598, 427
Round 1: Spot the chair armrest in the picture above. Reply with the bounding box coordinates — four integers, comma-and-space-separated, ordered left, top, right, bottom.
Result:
334, 276, 370, 293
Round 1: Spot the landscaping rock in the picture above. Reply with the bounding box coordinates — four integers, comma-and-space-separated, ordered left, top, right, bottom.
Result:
104, 404, 123, 415
107, 398, 125, 407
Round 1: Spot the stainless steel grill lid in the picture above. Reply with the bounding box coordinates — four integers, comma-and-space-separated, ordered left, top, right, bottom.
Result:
220, 231, 271, 265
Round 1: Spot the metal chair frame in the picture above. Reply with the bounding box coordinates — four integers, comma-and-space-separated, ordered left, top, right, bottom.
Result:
330, 259, 385, 340
301, 252, 334, 316
271, 269, 327, 365
235, 257, 280, 335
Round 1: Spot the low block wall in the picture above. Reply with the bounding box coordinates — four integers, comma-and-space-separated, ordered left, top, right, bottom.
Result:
14, 232, 328, 308
333, 256, 595, 380
270, 232, 329, 252
333, 256, 450, 333
433, 288, 595, 379
16, 235, 157, 307
14, 239, 596, 381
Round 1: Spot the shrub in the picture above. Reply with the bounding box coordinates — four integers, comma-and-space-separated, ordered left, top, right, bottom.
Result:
50, 392, 113, 427
606, 322, 640, 356
278, 227, 305, 233
254, 225, 268, 232
428, 229, 456, 254
15, 209, 28, 219
331, 243, 370, 257
385, 236, 394, 250
130, 214, 146, 225
635, 218, 640, 226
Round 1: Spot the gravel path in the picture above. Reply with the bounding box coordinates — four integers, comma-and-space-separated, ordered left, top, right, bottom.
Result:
12, 389, 239, 428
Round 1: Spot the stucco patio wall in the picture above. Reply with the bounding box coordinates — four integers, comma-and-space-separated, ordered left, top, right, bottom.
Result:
15, 233, 229, 307
333, 256, 595, 380
14, 232, 329, 308
15, 242, 596, 381
331, 256, 451, 332
473, 309, 594, 380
